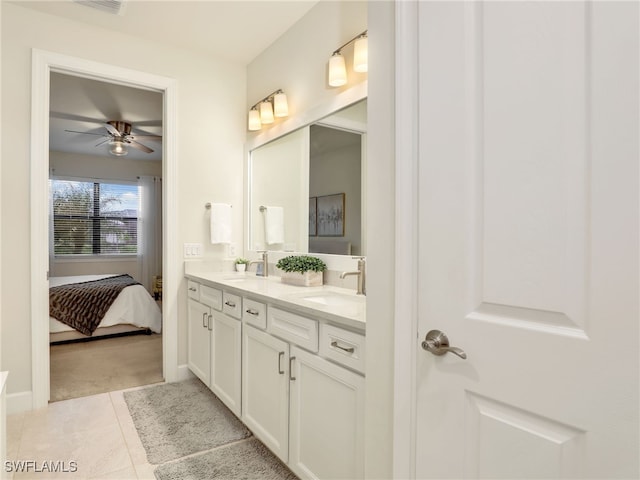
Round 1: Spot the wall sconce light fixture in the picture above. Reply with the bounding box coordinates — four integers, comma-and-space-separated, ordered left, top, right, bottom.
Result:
248, 89, 289, 131
328, 30, 368, 87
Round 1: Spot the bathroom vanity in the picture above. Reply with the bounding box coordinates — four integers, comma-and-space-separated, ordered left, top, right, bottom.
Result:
185, 271, 366, 480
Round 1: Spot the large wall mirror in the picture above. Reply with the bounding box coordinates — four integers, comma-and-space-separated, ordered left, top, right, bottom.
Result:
248, 99, 367, 257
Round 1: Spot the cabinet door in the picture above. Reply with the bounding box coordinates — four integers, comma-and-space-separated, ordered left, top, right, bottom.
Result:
187, 298, 211, 385
242, 325, 290, 463
289, 346, 365, 480
210, 311, 242, 417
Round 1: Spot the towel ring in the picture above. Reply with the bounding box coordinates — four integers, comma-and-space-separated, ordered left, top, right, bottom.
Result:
206, 203, 232, 209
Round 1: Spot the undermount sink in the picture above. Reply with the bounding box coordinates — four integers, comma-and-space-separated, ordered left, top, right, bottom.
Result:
299, 292, 365, 315
302, 293, 361, 306
219, 275, 263, 284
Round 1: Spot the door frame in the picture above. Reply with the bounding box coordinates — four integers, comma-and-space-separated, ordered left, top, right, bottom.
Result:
30, 49, 179, 408
392, 1, 420, 478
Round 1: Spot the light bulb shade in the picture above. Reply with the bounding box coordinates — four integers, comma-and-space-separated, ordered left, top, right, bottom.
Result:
248, 109, 262, 131
353, 36, 368, 73
109, 139, 128, 156
259, 101, 274, 124
328, 53, 347, 87
273, 92, 288, 117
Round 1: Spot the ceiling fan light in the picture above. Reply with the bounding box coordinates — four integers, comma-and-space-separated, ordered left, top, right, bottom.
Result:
109, 139, 128, 156
273, 92, 288, 118
260, 101, 274, 124
353, 35, 368, 73
329, 52, 347, 87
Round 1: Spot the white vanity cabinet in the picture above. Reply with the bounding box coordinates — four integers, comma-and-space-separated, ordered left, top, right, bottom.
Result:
186, 273, 366, 480
242, 306, 365, 480
186, 280, 242, 416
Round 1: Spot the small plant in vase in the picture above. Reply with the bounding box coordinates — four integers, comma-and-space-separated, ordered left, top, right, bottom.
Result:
235, 258, 250, 272
276, 255, 327, 287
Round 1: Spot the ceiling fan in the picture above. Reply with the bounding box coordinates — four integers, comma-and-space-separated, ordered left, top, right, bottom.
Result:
65, 120, 162, 156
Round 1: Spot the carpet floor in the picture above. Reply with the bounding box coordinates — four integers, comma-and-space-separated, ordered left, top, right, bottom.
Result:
50, 333, 163, 402
125, 378, 298, 480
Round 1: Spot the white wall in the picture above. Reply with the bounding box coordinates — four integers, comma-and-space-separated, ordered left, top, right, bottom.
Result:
1, 3, 246, 398
247, 1, 368, 143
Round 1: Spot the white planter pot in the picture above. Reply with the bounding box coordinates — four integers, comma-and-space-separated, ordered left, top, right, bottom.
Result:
280, 270, 323, 287
236, 264, 247, 272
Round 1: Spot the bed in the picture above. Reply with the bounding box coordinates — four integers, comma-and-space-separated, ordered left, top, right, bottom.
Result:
49, 274, 162, 343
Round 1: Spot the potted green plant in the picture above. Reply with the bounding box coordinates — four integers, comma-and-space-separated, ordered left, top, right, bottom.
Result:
235, 257, 250, 272
276, 255, 327, 286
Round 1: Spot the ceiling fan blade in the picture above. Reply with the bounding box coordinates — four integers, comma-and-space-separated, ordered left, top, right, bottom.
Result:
65, 129, 107, 137
129, 135, 162, 141
127, 140, 154, 154
104, 122, 121, 137
95, 138, 110, 147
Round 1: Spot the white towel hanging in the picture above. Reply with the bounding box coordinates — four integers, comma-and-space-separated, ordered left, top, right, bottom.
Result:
209, 203, 232, 244
264, 206, 284, 245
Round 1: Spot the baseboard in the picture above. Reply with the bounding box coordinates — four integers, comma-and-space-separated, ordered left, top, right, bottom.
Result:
6, 391, 33, 415
177, 364, 195, 382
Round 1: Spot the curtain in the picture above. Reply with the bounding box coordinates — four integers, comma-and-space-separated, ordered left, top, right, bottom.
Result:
138, 176, 162, 293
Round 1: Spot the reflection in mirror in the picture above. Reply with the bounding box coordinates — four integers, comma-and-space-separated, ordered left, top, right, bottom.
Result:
248, 99, 367, 256
309, 125, 361, 255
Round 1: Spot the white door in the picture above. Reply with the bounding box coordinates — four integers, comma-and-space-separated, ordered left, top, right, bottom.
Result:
413, 2, 638, 478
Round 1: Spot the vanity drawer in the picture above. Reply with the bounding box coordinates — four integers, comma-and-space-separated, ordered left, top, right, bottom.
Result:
319, 324, 366, 374
267, 307, 318, 352
187, 280, 200, 301
222, 291, 242, 319
200, 284, 223, 311
243, 298, 267, 329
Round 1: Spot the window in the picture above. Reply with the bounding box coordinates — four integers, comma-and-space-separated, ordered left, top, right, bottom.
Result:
51, 178, 140, 256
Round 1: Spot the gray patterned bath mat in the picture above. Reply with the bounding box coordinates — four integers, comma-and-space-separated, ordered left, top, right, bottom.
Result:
153, 438, 298, 480
124, 378, 251, 464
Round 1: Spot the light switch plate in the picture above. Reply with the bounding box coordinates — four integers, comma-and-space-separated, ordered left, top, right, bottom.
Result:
183, 243, 203, 257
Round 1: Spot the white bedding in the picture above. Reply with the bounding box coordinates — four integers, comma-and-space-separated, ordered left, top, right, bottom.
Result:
49, 274, 162, 335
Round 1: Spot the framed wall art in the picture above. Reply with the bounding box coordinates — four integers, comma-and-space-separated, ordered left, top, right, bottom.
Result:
316, 193, 345, 236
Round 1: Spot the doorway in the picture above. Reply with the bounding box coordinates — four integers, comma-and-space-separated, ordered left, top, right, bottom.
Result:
31, 50, 179, 408
48, 72, 164, 401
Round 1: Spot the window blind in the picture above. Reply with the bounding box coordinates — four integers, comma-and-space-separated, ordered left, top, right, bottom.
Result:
50, 178, 140, 256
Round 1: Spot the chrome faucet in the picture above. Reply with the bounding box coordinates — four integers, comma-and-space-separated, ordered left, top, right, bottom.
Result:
340, 256, 366, 295
249, 250, 269, 277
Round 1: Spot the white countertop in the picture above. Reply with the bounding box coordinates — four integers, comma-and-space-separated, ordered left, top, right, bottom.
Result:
185, 271, 366, 332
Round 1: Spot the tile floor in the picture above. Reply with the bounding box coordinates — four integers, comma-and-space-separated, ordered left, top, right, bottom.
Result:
6, 386, 158, 480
